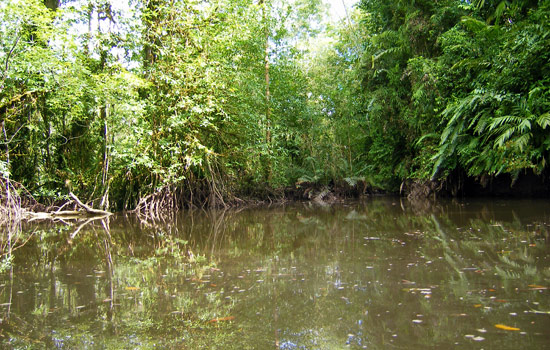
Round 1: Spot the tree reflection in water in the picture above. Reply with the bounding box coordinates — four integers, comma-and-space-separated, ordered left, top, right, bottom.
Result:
0, 198, 549, 349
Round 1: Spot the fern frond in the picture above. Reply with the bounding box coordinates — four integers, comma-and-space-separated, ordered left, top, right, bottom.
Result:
415, 133, 439, 146
489, 115, 522, 131
461, 16, 487, 32
440, 124, 454, 144
473, 114, 489, 134
518, 118, 532, 133
495, 126, 517, 147
537, 113, 550, 129
514, 133, 532, 152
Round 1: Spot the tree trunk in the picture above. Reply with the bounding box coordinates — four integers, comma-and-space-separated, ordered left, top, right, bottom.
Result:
261, 0, 272, 182
264, 10, 271, 146
143, 0, 162, 72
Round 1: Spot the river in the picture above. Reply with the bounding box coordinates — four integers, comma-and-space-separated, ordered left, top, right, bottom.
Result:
0, 198, 549, 349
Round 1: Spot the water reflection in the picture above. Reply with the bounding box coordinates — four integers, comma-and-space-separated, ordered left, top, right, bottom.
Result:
0, 198, 549, 349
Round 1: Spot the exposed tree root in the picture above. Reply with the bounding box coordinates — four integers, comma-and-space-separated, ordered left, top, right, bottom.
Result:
1, 177, 28, 262
131, 179, 243, 219
400, 179, 442, 200
131, 157, 248, 217
0, 177, 23, 226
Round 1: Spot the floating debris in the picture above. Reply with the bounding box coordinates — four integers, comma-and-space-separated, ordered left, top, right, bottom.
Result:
465, 335, 485, 341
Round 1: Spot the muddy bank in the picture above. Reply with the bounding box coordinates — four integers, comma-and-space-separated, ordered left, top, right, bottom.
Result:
284, 178, 384, 203
401, 169, 550, 199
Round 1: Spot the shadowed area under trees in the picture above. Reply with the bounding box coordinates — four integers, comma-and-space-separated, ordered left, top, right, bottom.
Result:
1, 0, 549, 216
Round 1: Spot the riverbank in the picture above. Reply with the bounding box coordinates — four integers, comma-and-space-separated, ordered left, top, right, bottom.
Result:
2, 168, 549, 222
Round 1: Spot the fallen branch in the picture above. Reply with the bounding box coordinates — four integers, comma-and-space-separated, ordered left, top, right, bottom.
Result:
69, 192, 112, 216
24, 193, 111, 220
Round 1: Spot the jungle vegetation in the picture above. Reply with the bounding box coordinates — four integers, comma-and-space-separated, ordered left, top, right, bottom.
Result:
1, 0, 549, 212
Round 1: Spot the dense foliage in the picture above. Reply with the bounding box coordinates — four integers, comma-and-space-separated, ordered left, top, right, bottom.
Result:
356, 0, 550, 190
1, 0, 549, 211
0, 0, 328, 209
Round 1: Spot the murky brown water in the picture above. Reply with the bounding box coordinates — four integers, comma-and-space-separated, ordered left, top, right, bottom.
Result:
1, 198, 549, 349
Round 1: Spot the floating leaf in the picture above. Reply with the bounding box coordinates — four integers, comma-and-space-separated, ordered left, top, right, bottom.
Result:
404, 288, 431, 292
125, 286, 140, 291
527, 309, 550, 315
495, 324, 520, 331
208, 316, 235, 323
528, 284, 548, 290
